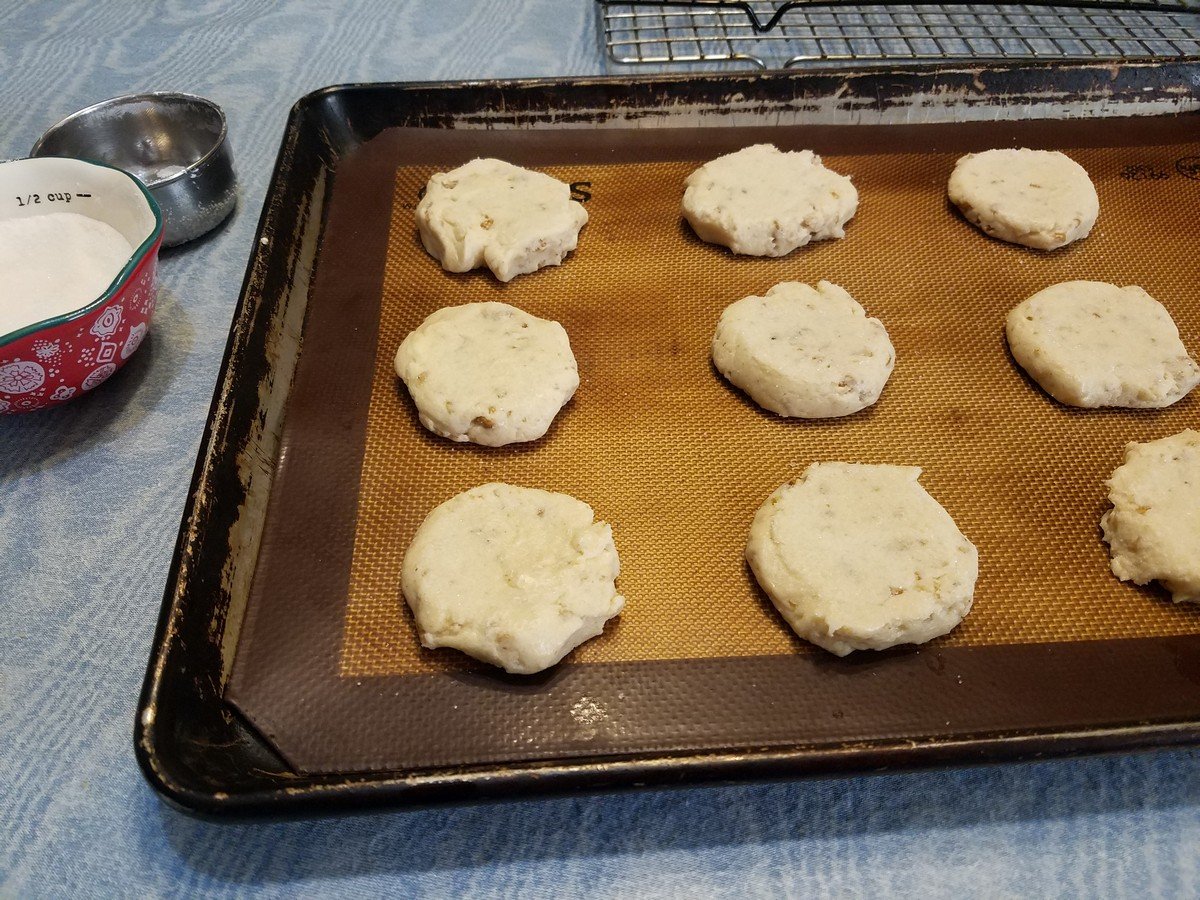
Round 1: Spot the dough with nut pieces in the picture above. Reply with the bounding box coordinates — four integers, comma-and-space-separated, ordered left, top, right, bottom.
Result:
712, 281, 895, 418
416, 157, 587, 281
682, 144, 857, 256
1101, 430, 1200, 604
402, 483, 625, 674
746, 463, 978, 656
395, 301, 578, 446
1006, 280, 1199, 408
948, 148, 1098, 250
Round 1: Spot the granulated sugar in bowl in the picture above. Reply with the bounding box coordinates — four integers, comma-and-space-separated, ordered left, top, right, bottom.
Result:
0, 157, 163, 413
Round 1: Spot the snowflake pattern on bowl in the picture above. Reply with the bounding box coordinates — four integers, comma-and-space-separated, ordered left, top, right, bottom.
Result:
50, 385, 76, 401
0, 360, 47, 394
81, 363, 118, 391
33, 340, 61, 361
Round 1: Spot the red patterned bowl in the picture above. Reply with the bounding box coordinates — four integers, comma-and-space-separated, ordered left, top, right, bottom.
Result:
0, 157, 163, 413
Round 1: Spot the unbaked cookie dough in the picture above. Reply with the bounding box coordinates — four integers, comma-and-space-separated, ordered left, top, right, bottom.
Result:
682, 144, 858, 256
746, 463, 978, 656
401, 483, 625, 674
395, 301, 578, 446
948, 148, 1099, 250
416, 158, 588, 281
1101, 430, 1200, 604
1006, 281, 1200, 408
711, 281, 895, 418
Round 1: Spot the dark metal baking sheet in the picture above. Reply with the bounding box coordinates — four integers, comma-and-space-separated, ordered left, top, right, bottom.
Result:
137, 64, 1200, 817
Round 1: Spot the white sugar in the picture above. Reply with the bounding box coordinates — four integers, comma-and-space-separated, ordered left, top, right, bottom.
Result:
0, 212, 134, 337
152, 164, 187, 181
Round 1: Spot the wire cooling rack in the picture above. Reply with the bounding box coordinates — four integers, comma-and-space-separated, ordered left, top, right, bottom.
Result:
597, 0, 1200, 69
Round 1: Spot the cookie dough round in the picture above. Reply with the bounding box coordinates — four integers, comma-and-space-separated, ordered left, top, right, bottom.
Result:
948, 148, 1099, 250
711, 281, 895, 418
395, 302, 579, 446
402, 483, 625, 674
416, 158, 588, 281
1006, 281, 1200, 408
1101, 430, 1200, 605
682, 144, 858, 256
746, 463, 978, 656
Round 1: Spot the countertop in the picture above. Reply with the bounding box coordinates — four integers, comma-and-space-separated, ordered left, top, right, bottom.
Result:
1, 1, 1198, 896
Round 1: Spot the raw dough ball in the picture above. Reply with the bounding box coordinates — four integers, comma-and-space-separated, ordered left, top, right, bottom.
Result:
682, 144, 858, 256
948, 148, 1099, 250
416, 158, 588, 281
1101, 430, 1200, 604
746, 463, 978, 656
711, 281, 895, 418
1006, 281, 1200, 408
401, 483, 625, 674
395, 302, 578, 446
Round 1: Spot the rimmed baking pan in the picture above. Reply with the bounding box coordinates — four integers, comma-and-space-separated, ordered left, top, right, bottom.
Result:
137, 65, 1200, 816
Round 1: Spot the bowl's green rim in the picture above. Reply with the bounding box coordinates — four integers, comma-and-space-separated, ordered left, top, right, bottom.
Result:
0, 157, 164, 350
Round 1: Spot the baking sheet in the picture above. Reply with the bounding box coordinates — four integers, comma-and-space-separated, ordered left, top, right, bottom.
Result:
226, 118, 1200, 775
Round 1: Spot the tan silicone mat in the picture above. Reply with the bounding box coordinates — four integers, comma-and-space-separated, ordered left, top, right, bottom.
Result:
341, 140, 1200, 678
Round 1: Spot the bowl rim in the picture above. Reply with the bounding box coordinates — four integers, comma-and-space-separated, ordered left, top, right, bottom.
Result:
29, 91, 229, 186
0, 157, 164, 349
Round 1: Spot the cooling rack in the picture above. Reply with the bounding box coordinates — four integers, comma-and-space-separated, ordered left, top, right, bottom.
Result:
596, 0, 1200, 69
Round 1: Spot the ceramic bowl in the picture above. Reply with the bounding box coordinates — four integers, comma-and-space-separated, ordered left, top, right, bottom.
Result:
31, 92, 236, 246
0, 156, 163, 414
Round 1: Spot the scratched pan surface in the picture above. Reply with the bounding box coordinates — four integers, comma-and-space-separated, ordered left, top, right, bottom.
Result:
137, 68, 1200, 816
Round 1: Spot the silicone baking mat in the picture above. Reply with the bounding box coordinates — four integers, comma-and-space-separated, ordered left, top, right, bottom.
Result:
227, 120, 1200, 774
343, 141, 1200, 676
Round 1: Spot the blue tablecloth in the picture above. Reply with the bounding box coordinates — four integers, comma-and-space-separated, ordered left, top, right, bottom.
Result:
2, 2, 1198, 896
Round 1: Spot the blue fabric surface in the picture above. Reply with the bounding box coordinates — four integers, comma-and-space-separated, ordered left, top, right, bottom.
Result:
1, 2, 1198, 896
